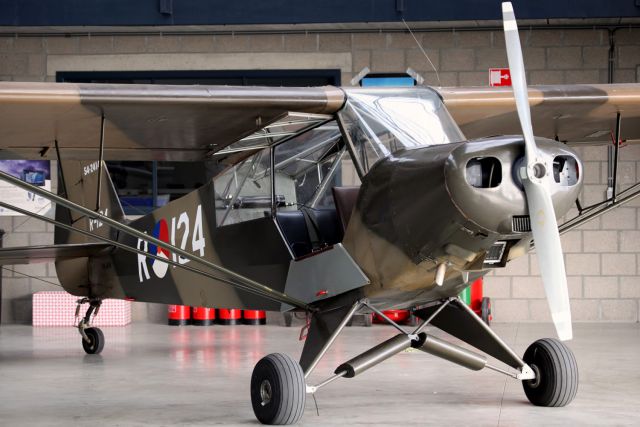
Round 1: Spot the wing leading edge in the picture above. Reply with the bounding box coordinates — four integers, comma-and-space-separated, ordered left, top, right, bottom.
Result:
438, 84, 640, 145
3, 82, 639, 161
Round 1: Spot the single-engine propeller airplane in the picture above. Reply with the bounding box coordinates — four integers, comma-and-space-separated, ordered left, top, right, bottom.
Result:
1, 2, 640, 424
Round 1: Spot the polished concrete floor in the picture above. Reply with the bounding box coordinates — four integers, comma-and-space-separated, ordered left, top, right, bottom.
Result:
0, 322, 639, 426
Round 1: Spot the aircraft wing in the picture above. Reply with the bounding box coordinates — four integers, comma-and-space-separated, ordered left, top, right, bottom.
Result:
0, 82, 344, 161
0, 243, 112, 265
438, 84, 640, 145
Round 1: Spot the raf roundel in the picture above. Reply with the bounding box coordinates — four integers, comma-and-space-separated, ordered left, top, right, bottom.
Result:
148, 219, 170, 278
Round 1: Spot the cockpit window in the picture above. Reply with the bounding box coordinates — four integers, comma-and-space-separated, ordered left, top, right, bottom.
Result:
213, 147, 272, 227
213, 121, 360, 227
273, 123, 343, 209
339, 87, 465, 172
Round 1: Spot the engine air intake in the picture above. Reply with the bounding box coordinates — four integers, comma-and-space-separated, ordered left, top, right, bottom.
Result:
466, 157, 502, 188
553, 156, 579, 186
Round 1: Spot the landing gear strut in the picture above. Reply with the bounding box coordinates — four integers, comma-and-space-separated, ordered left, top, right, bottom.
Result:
76, 298, 104, 355
250, 297, 579, 425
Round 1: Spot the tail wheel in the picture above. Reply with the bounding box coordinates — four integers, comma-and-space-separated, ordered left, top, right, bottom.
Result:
522, 338, 578, 407
251, 353, 306, 425
82, 327, 105, 355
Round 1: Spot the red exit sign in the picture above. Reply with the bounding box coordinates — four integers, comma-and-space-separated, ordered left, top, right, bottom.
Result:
489, 68, 511, 87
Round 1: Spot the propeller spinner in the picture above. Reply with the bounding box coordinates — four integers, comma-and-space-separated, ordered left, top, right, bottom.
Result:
502, 2, 572, 340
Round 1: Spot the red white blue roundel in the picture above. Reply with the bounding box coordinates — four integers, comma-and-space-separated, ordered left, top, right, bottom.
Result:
136, 205, 206, 284
148, 219, 170, 278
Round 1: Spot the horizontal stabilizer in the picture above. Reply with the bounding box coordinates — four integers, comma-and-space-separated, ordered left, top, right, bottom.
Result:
0, 243, 111, 265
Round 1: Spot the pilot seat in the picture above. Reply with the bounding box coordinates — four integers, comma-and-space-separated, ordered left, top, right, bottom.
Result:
275, 186, 360, 259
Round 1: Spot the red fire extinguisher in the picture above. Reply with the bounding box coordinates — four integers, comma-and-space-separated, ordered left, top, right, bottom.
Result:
460, 278, 491, 325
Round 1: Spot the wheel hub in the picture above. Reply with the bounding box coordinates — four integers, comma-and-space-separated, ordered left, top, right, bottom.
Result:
259, 379, 272, 406
527, 364, 542, 388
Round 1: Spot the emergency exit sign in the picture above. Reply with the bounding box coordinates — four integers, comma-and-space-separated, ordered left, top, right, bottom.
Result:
489, 68, 511, 87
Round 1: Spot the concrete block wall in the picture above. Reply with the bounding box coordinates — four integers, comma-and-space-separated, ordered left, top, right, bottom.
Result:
0, 26, 639, 323
485, 143, 640, 323
0, 162, 58, 324
0, 217, 59, 323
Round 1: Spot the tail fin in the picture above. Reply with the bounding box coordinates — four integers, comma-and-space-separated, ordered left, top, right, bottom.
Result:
54, 160, 125, 245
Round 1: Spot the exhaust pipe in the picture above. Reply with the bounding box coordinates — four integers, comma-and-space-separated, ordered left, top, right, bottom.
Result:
414, 332, 487, 371
335, 334, 413, 378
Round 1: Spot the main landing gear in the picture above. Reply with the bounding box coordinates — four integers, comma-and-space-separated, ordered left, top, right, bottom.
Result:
76, 298, 104, 355
250, 297, 579, 425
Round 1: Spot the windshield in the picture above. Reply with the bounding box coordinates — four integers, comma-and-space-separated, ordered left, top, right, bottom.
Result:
339, 87, 465, 172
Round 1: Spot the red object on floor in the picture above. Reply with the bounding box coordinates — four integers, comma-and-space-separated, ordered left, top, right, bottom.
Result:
218, 308, 242, 325
192, 307, 216, 326
243, 310, 266, 325
373, 309, 410, 324
168, 305, 191, 326
470, 278, 483, 313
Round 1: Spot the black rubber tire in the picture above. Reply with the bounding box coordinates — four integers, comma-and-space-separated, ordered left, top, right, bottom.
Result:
251, 353, 306, 425
522, 338, 578, 407
82, 327, 105, 355
481, 297, 491, 326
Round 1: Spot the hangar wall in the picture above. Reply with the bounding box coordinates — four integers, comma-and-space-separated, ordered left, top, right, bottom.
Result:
1, 27, 639, 324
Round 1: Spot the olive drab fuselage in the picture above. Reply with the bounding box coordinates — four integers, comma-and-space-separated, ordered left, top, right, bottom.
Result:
51, 86, 583, 312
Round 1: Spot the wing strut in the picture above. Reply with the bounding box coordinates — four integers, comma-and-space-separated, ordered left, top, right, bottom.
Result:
96, 113, 106, 211
558, 112, 640, 234
0, 170, 311, 311
54, 140, 68, 198
611, 112, 622, 203
0, 199, 300, 308
559, 181, 640, 235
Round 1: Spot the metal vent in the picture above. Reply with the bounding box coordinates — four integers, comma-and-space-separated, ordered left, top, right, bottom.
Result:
512, 215, 531, 232
485, 241, 507, 264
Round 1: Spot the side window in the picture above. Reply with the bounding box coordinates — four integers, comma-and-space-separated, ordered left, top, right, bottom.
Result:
213, 121, 363, 228
213, 148, 272, 226
273, 123, 354, 211
339, 157, 361, 188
